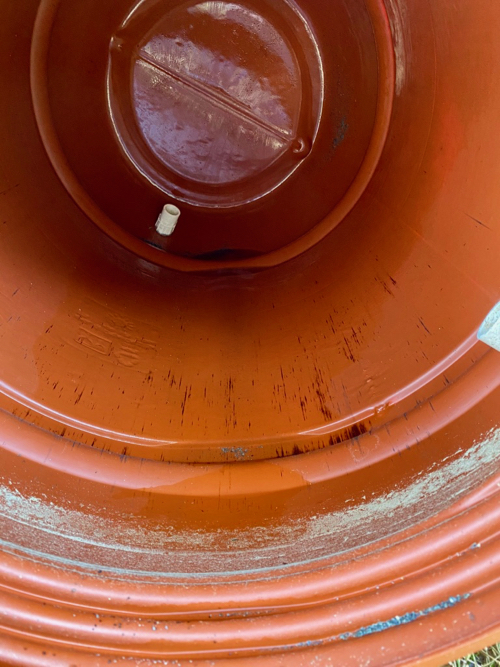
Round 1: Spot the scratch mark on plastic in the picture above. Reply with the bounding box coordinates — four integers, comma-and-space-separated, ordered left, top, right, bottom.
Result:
466, 214, 490, 230
0, 183, 19, 197
418, 317, 431, 335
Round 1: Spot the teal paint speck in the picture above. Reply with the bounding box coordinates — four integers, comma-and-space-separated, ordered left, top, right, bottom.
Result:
340, 594, 470, 640
333, 117, 348, 149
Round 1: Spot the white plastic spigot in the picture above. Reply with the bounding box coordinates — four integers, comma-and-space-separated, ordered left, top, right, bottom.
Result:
156, 204, 181, 236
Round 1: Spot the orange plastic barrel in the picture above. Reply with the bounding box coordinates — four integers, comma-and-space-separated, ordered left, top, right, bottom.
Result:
1, 0, 500, 664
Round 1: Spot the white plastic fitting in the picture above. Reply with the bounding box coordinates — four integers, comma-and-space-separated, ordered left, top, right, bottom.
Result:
478, 302, 500, 352
156, 204, 181, 236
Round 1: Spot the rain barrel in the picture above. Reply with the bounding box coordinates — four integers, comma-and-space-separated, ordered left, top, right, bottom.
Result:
1, 0, 500, 664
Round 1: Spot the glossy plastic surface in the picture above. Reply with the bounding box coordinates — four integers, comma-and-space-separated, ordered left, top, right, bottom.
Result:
32, 0, 392, 264
0, 0, 500, 664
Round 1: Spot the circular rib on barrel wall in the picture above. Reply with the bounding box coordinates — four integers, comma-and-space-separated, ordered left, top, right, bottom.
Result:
0, 0, 500, 664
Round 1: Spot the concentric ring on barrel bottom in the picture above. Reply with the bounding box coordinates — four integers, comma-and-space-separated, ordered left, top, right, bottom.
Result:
107, 0, 324, 207
30, 0, 395, 270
